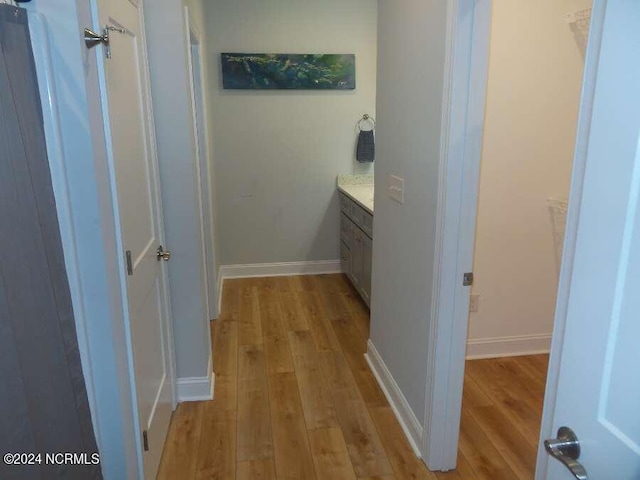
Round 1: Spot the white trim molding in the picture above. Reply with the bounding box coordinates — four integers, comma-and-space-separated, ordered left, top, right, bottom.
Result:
365, 340, 423, 458
422, 0, 493, 470
218, 260, 341, 280
466, 334, 552, 360
177, 372, 214, 402
178, 353, 214, 402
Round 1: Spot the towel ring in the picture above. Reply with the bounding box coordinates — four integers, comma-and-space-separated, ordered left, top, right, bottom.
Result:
357, 114, 375, 131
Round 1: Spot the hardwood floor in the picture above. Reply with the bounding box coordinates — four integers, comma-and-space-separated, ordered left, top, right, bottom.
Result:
157, 274, 549, 480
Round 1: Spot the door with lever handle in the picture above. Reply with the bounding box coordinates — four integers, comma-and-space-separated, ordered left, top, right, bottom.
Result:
544, 427, 588, 480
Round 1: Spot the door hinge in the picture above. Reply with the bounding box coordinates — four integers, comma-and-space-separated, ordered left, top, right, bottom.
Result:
463, 272, 474, 286
126, 250, 133, 276
142, 430, 149, 452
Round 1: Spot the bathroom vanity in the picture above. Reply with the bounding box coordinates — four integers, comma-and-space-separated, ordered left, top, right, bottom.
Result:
337, 176, 374, 307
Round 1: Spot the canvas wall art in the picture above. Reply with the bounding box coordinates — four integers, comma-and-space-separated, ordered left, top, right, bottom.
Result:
221, 53, 356, 90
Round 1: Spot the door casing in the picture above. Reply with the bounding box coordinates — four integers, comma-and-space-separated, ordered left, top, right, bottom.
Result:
184, 6, 219, 321
419, 0, 493, 469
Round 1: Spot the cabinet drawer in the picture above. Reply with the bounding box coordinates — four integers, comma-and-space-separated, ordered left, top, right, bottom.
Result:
362, 234, 372, 306
351, 203, 373, 238
360, 210, 373, 238
339, 193, 352, 217
340, 240, 351, 273
349, 203, 363, 226
340, 213, 352, 246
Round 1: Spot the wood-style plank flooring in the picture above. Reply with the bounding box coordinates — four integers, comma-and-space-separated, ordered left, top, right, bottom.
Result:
157, 274, 548, 480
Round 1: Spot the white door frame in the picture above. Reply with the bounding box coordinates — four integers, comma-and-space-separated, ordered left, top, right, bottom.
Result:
184, 6, 219, 320
420, 0, 492, 469
423, 0, 605, 473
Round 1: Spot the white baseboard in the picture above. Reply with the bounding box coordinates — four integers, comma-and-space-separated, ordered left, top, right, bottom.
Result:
465, 333, 552, 360
218, 260, 342, 279
365, 340, 423, 458
177, 373, 214, 402
177, 354, 215, 402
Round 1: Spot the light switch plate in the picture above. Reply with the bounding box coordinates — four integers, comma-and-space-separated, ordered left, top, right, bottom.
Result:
388, 175, 404, 204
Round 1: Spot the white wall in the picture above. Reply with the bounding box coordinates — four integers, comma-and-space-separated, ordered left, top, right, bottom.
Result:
144, 0, 212, 380
204, 0, 377, 266
467, 0, 591, 357
369, 0, 448, 423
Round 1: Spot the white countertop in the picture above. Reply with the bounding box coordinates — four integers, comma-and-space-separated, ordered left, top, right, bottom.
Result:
338, 184, 374, 214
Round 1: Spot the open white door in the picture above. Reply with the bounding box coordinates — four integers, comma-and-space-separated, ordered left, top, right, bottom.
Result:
90, 0, 175, 477
539, 0, 640, 478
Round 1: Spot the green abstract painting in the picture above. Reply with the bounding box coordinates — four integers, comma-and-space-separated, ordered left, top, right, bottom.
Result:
221, 53, 356, 90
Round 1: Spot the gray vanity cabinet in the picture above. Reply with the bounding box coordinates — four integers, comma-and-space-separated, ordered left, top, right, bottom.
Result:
339, 192, 373, 307
351, 227, 365, 291
361, 233, 372, 302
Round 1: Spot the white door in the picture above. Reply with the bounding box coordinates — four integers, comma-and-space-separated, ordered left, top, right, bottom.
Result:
92, 0, 174, 478
540, 0, 640, 478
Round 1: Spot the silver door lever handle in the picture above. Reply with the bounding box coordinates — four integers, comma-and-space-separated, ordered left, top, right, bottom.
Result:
544, 427, 588, 480
84, 28, 109, 50
84, 26, 126, 59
